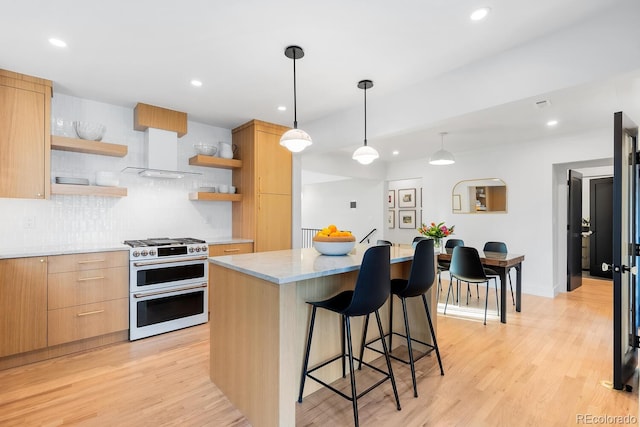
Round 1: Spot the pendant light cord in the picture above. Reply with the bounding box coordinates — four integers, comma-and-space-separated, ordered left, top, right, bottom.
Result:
292, 52, 298, 129
363, 85, 368, 146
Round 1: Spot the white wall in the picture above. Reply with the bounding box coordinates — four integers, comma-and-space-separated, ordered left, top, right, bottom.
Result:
302, 178, 383, 244
381, 128, 612, 298
385, 178, 424, 244
0, 94, 236, 250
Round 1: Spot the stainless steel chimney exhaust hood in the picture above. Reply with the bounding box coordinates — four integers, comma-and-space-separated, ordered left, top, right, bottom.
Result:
122, 103, 200, 179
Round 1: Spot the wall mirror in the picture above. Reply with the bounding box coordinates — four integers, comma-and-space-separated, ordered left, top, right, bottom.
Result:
452, 178, 507, 213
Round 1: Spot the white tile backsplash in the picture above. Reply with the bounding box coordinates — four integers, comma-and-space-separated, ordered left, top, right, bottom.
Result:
0, 94, 236, 250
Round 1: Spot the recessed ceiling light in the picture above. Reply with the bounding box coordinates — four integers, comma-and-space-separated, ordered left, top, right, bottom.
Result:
190, 79, 203, 87
547, 120, 559, 126
277, 105, 287, 111
470, 7, 490, 21
392, 150, 399, 156
48, 38, 67, 48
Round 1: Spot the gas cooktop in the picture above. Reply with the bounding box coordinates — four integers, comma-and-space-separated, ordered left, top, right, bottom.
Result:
123, 237, 206, 248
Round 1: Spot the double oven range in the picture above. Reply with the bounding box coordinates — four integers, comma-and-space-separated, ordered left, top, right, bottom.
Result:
124, 238, 209, 340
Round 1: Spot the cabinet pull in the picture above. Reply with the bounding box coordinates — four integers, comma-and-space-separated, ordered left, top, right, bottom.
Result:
77, 276, 105, 282
223, 248, 241, 253
77, 259, 105, 264
76, 309, 105, 317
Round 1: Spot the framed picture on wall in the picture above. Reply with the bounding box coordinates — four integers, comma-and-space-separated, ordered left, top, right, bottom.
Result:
387, 210, 395, 228
398, 188, 416, 208
399, 210, 416, 229
388, 190, 395, 208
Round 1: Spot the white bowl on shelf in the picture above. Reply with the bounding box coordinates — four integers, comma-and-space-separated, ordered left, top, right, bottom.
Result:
74, 121, 106, 141
194, 143, 217, 156
313, 240, 356, 256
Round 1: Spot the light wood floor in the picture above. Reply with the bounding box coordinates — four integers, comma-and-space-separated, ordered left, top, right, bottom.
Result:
0, 278, 636, 426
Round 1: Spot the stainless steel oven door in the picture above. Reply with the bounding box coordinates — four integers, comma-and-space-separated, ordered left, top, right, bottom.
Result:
130, 256, 208, 292
129, 282, 208, 340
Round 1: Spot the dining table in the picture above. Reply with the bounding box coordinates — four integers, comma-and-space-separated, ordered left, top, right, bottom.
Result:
437, 249, 525, 323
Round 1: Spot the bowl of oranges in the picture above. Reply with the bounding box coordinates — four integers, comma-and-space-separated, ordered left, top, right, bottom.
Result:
312, 225, 356, 255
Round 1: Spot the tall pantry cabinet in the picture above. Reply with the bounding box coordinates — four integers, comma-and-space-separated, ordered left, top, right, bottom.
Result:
0, 69, 52, 199
232, 120, 292, 252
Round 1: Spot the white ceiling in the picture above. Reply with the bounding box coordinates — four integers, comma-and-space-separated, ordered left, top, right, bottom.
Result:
2, 0, 640, 162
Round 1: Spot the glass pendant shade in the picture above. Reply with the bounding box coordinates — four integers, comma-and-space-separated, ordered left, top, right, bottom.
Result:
280, 128, 312, 153
429, 132, 455, 165
352, 145, 379, 165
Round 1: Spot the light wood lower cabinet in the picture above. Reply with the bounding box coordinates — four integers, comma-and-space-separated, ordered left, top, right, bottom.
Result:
0, 257, 47, 358
48, 266, 129, 309
48, 299, 129, 346
208, 242, 253, 256
47, 251, 129, 346
48, 251, 128, 273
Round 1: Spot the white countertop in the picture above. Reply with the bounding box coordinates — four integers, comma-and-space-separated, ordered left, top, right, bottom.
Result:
0, 243, 130, 259
0, 238, 254, 259
208, 243, 416, 285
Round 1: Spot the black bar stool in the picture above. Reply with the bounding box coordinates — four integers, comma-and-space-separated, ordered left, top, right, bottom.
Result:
297, 245, 401, 427
360, 239, 444, 398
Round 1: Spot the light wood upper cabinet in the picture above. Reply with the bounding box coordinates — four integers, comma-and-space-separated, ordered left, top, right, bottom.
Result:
232, 120, 292, 251
0, 257, 48, 358
255, 129, 292, 195
0, 69, 52, 199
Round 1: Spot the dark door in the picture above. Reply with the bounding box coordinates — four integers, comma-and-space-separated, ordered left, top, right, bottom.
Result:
567, 169, 583, 291
589, 177, 613, 278
612, 111, 639, 390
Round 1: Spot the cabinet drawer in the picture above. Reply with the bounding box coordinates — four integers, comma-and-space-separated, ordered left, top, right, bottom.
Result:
48, 251, 128, 273
48, 298, 129, 346
208, 243, 253, 257
48, 266, 128, 310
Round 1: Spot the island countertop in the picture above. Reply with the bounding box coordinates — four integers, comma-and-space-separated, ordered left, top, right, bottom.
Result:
208, 243, 415, 285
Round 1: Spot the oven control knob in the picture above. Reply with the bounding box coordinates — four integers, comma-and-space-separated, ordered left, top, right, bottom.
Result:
201, 245, 208, 253
195, 246, 201, 252
149, 249, 156, 256
189, 247, 195, 253
141, 250, 148, 257
132, 251, 140, 257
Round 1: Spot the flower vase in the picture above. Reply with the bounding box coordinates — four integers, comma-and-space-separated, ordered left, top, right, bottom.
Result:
433, 238, 442, 253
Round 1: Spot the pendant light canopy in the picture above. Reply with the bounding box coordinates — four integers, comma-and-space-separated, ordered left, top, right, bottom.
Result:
280, 45, 312, 153
352, 79, 379, 165
429, 132, 455, 165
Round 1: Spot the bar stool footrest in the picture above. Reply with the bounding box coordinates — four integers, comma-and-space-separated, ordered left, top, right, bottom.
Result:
303, 352, 394, 402
363, 332, 436, 365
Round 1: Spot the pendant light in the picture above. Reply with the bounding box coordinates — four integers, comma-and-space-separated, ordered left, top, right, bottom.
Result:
429, 132, 455, 165
280, 45, 312, 153
352, 79, 379, 165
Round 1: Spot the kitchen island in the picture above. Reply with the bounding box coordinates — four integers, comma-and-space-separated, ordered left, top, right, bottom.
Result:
208, 244, 436, 427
